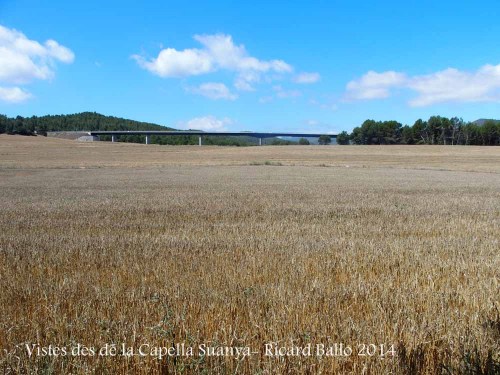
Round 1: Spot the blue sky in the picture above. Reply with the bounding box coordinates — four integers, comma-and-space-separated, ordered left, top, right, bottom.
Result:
1, 0, 500, 132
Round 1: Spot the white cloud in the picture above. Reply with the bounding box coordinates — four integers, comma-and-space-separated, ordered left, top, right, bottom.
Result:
408, 65, 500, 106
0, 86, 32, 103
293, 72, 320, 84
193, 34, 292, 73
44, 39, 74, 63
0, 25, 74, 84
177, 115, 233, 131
0, 24, 74, 102
345, 71, 407, 100
133, 34, 293, 92
345, 64, 500, 106
187, 82, 237, 100
132, 48, 213, 77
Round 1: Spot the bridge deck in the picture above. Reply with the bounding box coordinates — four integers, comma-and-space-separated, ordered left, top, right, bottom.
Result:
89, 130, 336, 138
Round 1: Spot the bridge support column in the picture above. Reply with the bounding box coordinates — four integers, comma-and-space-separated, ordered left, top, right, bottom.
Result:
259, 138, 262, 146
112, 135, 116, 143
145, 135, 150, 145
199, 136, 202, 146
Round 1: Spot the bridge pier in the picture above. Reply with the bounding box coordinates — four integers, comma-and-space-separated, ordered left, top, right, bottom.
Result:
88, 131, 338, 145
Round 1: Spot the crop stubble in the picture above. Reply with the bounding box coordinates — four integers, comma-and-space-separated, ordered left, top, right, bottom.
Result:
0, 136, 499, 373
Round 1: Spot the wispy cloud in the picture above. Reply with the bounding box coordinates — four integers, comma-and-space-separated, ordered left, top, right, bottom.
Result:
309, 97, 339, 111
293, 72, 320, 84
259, 85, 302, 103
273, 85, 301, 98
186, 82, 238, 100
258, 96, 273, 104
302, 119, 340, 134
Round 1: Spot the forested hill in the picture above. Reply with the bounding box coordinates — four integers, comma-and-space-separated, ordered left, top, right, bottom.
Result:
0, 112, 173, 134
0, 112, 282, 146
473, 119, 500, 126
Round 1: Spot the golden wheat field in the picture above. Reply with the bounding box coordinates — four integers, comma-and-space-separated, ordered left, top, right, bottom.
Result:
0, 135, 499, 374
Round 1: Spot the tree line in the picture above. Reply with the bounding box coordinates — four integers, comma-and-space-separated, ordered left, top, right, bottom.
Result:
1, 112, 499, 146
0, 112, 259, 146
336, 116, 499, 146
0, 112, 171, 135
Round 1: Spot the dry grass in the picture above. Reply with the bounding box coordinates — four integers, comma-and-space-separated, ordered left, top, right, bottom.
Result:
0, 136, 499, 374
1, 135, 500, 172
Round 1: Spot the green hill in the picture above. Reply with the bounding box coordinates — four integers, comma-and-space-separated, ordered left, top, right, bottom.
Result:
0, 112, 267, 146
0, 112, 171, 133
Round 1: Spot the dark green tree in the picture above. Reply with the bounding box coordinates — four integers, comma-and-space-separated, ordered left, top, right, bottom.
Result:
336, 131, 350, 145
15, 116, 30, 135
481, 121, 499, 145
462, 123, 480, 145
427, 116, 448, 144
0, 114, 7, 134
298, 138, 310, 145
350, 126, 363, 144
401, 125, 415, 144
412, 119, 429, 144
318, 135, 332, 145
379, 121, 402, 144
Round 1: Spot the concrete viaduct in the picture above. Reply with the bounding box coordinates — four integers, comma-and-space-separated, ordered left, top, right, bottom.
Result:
88, 131, 337, 146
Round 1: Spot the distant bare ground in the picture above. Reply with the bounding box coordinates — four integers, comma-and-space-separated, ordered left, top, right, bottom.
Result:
1, 135, 499, 172
0, 136, 499, 373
